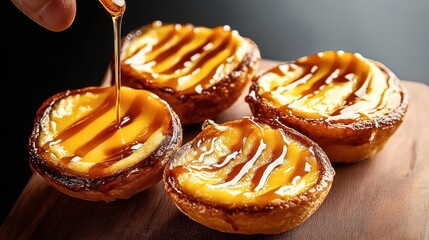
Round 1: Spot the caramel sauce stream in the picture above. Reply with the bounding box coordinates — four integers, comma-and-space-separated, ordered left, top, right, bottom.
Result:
99, 0, 126, 127
40, 2, 177, 176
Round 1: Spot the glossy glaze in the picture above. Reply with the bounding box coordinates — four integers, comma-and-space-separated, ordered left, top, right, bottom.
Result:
168, 117, 321, 204
121, 21, 250, 93
252, 50, 405, 123
99, 0, 126, 127
37, 86, 173, 176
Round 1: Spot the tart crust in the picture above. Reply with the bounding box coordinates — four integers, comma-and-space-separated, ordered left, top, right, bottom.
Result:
246, 51, 409, 163
163, 117, 335, 234
29, 86, 182, 201
116, 21, 261, 125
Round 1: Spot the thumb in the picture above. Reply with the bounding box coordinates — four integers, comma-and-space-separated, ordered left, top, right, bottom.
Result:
12, 0, 77, 32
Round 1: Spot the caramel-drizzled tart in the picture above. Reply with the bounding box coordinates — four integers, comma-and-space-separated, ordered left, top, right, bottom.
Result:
118, 21, 261, 125
246, 50, 408, 163
163, 117, 334, 234
29, 86, 182, 201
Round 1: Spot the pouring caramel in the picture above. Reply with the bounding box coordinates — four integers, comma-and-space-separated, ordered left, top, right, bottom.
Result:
99, 0, 126, 127
99, 0, 125, 16
28, 0, 183, 201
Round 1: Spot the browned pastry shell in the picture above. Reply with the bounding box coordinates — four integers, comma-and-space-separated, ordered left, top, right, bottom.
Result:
29, 86, 182, 201
246, 50, 408, 163
163, 117, 335, 234
116, 21, 261, 125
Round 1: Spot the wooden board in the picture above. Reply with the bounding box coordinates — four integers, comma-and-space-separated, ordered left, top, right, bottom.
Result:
1, 60, 428, 240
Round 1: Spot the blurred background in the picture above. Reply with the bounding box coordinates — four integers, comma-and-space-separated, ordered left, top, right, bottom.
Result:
2, 0, 428, 224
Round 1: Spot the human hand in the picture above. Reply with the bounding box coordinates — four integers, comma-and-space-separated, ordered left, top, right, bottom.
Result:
11, 0, 76, 32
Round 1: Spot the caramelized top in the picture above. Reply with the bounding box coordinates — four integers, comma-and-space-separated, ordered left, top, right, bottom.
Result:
37, 86, 173, 176
250, 50, 405, 123
121, 21, 250, 93
168, 117, 327, 205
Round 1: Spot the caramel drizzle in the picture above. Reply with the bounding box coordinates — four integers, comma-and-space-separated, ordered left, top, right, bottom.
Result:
47, 94, 115, 152
215, 139, 267, 189
148, 26, 196, 67
174, 118, 314, 192
252, 145, 286, 192
266, 51, 402, 123
124, 24, 239, 92
88, 109, 164, 176
43, 88, 168, 175
159, 32, 219, 75
255, 148, 313, 201
180, 31, 238, 90
125, 25, 178, 59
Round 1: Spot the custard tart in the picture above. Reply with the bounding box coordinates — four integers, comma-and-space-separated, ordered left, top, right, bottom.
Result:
163, 117, 335, 234
246, 50, 408, 163
29, 86, 182, 201
117, 21, 261, 125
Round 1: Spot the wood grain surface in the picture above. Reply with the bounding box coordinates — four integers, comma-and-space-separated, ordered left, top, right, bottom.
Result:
1, 60, 428, 240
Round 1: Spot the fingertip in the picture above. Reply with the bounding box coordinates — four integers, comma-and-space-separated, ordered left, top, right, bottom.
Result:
41, 0, 77, 32
12, 0, 77, 32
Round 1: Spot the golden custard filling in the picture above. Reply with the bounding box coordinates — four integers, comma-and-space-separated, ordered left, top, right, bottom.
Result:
122, 21, 249, 93
169, 117, 321, 205
253, 50, 404, 123
37, 86, 171, 176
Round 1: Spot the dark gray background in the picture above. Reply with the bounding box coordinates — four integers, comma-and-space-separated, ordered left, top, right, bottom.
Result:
2, 0, 428, 224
